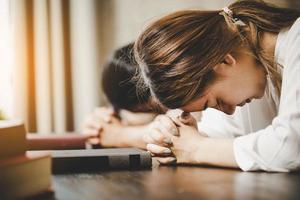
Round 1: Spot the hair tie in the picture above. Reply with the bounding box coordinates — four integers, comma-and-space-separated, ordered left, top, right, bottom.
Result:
219, 7, 246, 27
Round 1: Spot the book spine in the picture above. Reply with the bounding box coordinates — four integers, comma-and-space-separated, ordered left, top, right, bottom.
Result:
52, 154, 152, 174
0, 124, 26, 159
27, 134, 87, 150
0, 154, 52, 199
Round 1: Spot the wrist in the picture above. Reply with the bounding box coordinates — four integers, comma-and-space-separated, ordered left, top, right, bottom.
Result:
193, 138, 238, 168
121, 125, 148, 149
190, 136, 210, 164
177, 133, 207, 164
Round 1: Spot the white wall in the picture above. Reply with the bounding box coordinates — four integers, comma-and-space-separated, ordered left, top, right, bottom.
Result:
101, 0, 234, 51
98, 0, 292, 66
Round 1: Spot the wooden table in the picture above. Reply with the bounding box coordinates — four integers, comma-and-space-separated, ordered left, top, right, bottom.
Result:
48, 160, 300, 200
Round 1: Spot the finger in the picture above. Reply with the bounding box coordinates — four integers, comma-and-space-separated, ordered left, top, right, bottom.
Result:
165, 109, 186, 127
154, 129, 173, 146
82, 127, 101, 137
166, 109, 183, 118
180, 111, 197, 127
82, 114, 103, 129
156, 115, 179, 136
94, 107, 115, 123
147, 144, 172, 155
144, 131, 172, 147
143, 133, 155, 144
83, 120, 103, 130
88, 137, 100, 145
169, 115, 184, 127
152, 121, 175, 143
149, 129, 165, 144
150, 152, 156, 157
155, 157, 177, 164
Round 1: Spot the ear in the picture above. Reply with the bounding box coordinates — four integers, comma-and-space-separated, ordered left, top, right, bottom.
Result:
213, 53, 237, 74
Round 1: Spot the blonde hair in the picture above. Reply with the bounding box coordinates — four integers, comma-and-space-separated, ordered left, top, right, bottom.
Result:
134, 0, 300, 109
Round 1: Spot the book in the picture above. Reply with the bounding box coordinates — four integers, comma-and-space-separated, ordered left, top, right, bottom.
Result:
27, 133, 88, 150
36, 148, 152, 174
0, 121, 26, 159
0, 151, 52, 200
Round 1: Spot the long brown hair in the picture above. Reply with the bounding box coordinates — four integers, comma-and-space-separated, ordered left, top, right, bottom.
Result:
102, 43, 150, 112
134, 0, 300, 109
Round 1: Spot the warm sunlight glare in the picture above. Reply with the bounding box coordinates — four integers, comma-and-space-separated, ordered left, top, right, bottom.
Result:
0, 0, 13, 119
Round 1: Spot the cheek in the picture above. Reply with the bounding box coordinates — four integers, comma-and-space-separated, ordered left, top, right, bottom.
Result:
218, 87, 246, 106
210, 79, 249, 106
222, 96, 240, 106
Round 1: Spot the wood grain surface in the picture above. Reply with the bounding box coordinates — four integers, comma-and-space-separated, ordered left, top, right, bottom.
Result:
48, 160, 300, 200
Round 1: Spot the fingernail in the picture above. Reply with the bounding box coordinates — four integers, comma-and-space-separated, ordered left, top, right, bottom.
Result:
164, 148, 172, 154
163, 138, 172, 145
150, 152, 155, 157
169, 157, 177, 163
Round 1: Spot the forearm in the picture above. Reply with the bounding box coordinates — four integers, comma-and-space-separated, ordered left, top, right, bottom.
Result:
194, 137, 239, 168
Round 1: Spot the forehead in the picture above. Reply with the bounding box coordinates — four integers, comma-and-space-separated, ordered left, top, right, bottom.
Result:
132, 98, 168, 114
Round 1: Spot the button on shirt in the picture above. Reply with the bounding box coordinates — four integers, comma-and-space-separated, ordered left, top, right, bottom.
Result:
198, 18, 300, 172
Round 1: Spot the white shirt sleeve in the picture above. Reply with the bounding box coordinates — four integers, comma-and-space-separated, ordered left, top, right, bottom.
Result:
234, 24, 300, 172
198, 108, 246, 138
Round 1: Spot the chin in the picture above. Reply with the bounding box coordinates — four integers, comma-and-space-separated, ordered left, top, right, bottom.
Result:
255, 82, 267, 99
253, 92, 264, 99
227, 111, 235, 115
259, 76, 268, 97
224, 107, 236, 115
257, 88, 266, 98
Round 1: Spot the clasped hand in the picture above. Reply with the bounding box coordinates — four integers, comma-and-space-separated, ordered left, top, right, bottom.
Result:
144, 110, 207, 164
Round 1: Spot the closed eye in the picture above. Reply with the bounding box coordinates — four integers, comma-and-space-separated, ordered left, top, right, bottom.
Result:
216, 99, 222, 111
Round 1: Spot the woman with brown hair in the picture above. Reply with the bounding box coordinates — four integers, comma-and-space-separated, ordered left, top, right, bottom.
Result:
134, 0, 300, 172
81, 43, 158, 149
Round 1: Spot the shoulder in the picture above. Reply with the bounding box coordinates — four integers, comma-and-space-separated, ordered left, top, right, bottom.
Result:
284, 17, 300, 48
276, 17, 300, 67
289, 18, 300, 34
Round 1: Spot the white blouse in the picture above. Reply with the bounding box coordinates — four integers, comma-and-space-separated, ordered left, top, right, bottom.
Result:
198, 18, 300, 172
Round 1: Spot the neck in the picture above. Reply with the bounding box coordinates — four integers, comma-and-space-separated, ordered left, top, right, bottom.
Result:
261, 32, 278, 59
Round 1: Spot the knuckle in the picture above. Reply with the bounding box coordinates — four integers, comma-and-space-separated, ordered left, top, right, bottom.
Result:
151, 132, 164, 142
143, 134, 152, 143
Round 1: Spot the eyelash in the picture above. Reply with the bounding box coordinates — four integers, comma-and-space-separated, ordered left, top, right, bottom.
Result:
216, 99, 222, 110
204, 102, 208, 110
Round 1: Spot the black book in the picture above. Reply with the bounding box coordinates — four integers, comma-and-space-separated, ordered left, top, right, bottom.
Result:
33, 148, 152, 174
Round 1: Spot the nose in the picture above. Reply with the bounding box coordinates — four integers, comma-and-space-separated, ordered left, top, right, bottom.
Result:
219, 104, 236, 115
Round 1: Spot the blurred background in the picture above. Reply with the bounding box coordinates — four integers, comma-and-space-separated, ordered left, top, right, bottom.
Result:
0, 0, 299, 133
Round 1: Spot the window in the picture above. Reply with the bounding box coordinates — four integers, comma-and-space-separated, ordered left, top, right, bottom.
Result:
0, 0, 13, 119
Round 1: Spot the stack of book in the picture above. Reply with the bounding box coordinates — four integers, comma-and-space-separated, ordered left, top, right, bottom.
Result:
0, 121, 52, 199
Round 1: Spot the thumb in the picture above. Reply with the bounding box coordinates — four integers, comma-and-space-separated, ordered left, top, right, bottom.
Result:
179, 112, 197, 128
